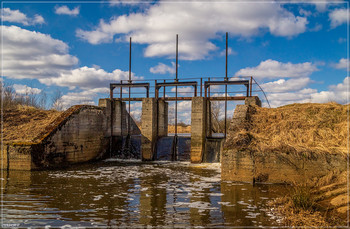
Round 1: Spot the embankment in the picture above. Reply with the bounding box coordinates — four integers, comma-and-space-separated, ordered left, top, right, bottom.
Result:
222, 102, 349, 225
2, 105, 109, 170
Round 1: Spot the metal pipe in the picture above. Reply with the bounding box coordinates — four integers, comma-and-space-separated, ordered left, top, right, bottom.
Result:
176, 34, 178, 82
128, 37, 131, 135
120, 80, 123, 138
225, 32, 228, 80
163, 80, 166, 99
250, 76, 253, 97
110, 86, 113, 157
175, 34, 178, 137
225, 84, 227, 138
129, 37, 132, 83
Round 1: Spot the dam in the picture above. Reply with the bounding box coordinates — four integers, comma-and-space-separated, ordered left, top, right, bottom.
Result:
2, 76, 262, 170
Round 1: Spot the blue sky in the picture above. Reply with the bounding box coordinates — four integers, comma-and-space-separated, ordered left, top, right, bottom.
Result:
1, 0, 349, 123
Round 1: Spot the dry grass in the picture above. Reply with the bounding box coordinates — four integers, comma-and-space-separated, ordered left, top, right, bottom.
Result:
3, 105, 62, 143
168, 125, 191, 133
246, 102, 348, 156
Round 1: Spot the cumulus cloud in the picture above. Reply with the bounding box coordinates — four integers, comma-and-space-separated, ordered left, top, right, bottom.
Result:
260, 77, 311, 93
329, 8, 349, 28
235, 59, 318, 79
310, 77, 349, 104
40, 66, 141, 90
332, 58, 349, 70
1, 8, 45, 25
60, 90, 96, 109
2, 25, 78, 79
150, 62, 176, 74
170, 86, 193, 96
13, 84, 42, 94
55, 5, 80, 16
76, 2, 307, 60
262, 77, 349, 107
2, 25, 144, 107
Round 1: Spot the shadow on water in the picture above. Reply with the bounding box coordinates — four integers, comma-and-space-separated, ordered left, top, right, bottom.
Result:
2, 161, 287, 228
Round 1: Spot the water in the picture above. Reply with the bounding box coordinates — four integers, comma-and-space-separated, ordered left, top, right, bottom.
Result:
2, 160, 287, 228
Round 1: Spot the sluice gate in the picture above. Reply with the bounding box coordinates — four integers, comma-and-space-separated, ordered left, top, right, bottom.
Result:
101, 32, 264, 163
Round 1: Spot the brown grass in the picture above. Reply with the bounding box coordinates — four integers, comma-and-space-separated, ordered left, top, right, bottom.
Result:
168, 125, 191, 133
244, 102, 348, 156
3, 105, 62, 143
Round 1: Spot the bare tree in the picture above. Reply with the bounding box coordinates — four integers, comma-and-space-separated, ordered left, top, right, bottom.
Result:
51, 89, 63, 111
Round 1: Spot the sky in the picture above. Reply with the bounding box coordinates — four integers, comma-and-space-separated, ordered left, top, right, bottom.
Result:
1, 0, 349, 123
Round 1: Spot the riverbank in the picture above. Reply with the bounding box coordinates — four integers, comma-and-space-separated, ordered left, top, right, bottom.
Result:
223, 102, 349, 226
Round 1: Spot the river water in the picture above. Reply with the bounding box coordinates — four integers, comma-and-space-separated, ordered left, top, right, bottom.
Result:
2, 160, 287, 228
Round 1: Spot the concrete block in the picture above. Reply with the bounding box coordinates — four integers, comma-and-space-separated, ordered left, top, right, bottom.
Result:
245, 96, 261, 107
191, 97, 206, 163
141, 98, 157, 161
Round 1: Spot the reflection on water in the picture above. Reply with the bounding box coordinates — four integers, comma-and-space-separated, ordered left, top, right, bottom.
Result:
2, 160, 286, 228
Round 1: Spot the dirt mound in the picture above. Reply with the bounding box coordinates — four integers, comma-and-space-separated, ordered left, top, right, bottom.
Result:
227, 102, 349, 226
231, 102, 348, 156
3, 105, 62, 143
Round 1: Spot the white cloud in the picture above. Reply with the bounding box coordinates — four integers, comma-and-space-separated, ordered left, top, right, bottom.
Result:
1, 8, 45, 25
332, 58, 349, 70
13, 84, 42, 94
2, 25, 78, 79
150, 62, 176, 74
310, 77, 349, 104
263, 77, 349, 107
265, 88, 317, 107
235, 59, 318, 79
60, 90, 96, 109
55, 5, 80, 16
260, 77, 311, 93
40, 66, 141, 90
329, 8, 349, 28
219, 47, 237, 56
76, 2, 307, 60
170, 86, 193, 96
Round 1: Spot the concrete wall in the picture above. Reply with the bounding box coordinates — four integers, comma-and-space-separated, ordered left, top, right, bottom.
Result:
190, 97, 206, 163
98, 98, 140, 136
4, 105, 110, 170
141, 98, 157, 161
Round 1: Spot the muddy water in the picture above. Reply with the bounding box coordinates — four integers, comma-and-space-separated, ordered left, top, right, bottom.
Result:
2, 160, 287, 228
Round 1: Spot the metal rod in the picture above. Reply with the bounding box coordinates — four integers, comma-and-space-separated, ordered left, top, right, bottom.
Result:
208, 78, 211, 98
110, 86, 113, 157
163, 80, 166, 99
175, 85, 178, 136
120, 80, 123, 138
225, 32, 228, 80
200, 78, 202, 97
129, 37, 132, 83
225, 84, 227, 137
175, 34, 178, 137
250, 76, 253, 97
120, 96, 247, 101
128, 37, 131, 135
176, 34, 178, 82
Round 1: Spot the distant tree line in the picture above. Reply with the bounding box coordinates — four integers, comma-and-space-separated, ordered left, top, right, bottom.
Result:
1, 82, 64, 111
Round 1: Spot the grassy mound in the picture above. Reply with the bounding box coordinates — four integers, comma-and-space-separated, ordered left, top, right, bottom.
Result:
242, 102, 348, 156
3, 105, 62, 143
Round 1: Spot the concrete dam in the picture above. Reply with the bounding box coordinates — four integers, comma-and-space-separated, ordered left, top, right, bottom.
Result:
3, 95, 261, 170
